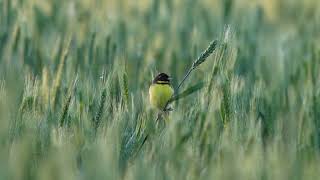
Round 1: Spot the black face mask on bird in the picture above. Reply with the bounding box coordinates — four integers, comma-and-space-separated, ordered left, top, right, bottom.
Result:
152, 73, 172, 84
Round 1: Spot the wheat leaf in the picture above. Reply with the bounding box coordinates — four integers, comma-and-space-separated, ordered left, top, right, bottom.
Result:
169, 82, 205, 103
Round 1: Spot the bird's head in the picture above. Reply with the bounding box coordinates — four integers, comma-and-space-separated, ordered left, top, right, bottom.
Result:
153, 73, 171, 84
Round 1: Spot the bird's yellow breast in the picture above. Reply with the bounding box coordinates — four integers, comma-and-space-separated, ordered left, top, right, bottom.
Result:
149, 84, 174, 110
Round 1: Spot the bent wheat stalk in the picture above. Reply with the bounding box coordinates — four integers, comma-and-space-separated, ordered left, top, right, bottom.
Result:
160, 40, 218, 115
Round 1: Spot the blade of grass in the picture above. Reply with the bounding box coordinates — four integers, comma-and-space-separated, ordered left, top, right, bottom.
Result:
168, 81, 205, 103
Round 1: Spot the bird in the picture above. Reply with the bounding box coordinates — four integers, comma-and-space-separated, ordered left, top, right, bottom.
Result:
149, 73, 174, 111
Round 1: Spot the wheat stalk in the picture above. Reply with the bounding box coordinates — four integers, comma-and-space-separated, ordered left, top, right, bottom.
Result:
93, 70, 108, 131
59, 74, 78, 127
52, 36, 72, 109
162, 40, 218, 112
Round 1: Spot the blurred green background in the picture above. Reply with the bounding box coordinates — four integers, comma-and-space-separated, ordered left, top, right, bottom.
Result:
0, 0, 320, 179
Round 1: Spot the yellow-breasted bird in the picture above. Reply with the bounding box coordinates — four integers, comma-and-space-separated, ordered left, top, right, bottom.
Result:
149, 73, 174, 111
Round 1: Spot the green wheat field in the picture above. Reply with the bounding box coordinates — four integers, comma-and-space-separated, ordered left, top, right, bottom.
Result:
1, 0, 320, 179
